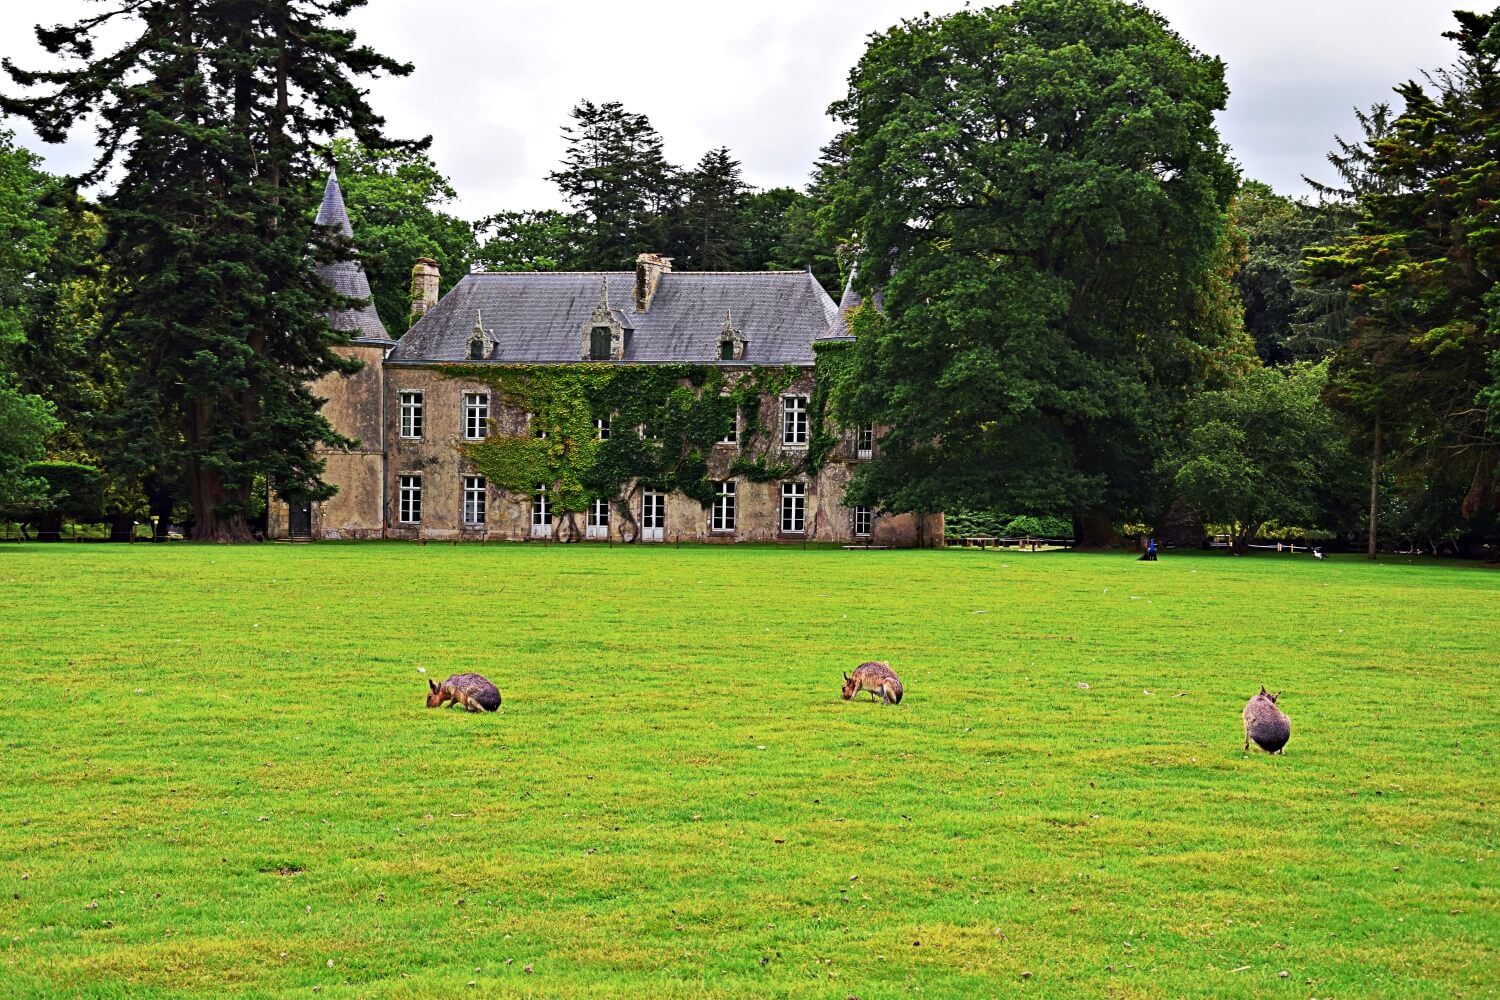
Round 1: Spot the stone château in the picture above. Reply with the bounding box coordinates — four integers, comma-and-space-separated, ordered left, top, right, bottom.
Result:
268, 173, 941, 545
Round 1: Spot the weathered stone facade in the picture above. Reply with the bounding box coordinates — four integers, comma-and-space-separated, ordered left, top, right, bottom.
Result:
269, 173, 942, 547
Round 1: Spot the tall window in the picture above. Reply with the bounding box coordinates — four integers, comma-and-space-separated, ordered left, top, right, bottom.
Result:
720, 340, 734, 361
531, 413, 547, 439
531, 486, 551, 537
399, 392, 423, 439
856, 424, 874, 460
641, 490, 665, 541
711, 481, 737, 532
462, 476, 487, 525
590, 326, 611, 360
467, 336, 486, 361
718, 411, 738, 445
587, 498, 610, 539
463, 392, 489, 440
854, 506, 873, 537
780, 481, 806, 533
398, 475, 422, 524
595, 416, 611, 440
782, 396, 808, 447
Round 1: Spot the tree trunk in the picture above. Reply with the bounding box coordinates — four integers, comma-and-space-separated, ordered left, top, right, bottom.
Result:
1074, 508, 1116, 549
187, 456, 255, 543
1368, 413, 1381, 560
34, 510, 63, 542
108, 511, 135, 542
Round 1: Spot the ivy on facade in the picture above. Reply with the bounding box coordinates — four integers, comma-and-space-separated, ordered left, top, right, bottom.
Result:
437, 358, 852, 519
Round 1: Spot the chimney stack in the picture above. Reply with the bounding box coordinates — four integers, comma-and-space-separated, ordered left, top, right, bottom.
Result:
634, 252, 672, 312
410, 257, 440, 321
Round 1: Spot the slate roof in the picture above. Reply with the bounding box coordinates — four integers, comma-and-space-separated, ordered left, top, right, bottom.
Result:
388, 269, 841, 365
315, 171, 393, 346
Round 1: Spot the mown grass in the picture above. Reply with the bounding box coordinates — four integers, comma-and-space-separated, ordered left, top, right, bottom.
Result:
0, 542, 1495, 998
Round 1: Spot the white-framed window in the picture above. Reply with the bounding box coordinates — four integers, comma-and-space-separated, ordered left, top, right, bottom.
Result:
462, 475, 486, 525
782, 396, 808, 447
780, 481, 806, 533
856, 424, 874, 460
854, 506, 873, 537
718, 411, 738, 445
463, 392, 489, 440
531, 486, 551, 537
596, 416, 611, 440
399, 391, 424, 440
587, 497, 610, 539
398, 474, 422, 524
711, 481, 736, 532
637, 423, 660, 440
641, 490, 665, 541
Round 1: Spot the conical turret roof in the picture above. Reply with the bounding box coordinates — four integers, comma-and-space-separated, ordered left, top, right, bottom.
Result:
315, 170, 393, 345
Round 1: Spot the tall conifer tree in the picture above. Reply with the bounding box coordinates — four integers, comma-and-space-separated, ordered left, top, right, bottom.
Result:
2, 0, 420, 541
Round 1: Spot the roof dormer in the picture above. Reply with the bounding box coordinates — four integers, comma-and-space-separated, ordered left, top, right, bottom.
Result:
581, 276, 626, 360
467, 310, 495, 360
717, 310, 747, 361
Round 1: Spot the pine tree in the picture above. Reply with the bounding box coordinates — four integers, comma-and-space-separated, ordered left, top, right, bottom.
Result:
672, 147, 748, 270
548, 100, 676, 269
3, 0, 421, 541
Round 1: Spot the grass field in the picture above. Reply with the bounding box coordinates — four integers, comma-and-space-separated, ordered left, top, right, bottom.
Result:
0, 543, 1495, 998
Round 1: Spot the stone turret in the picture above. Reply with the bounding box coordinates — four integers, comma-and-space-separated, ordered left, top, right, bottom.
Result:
410, 257, 440, 321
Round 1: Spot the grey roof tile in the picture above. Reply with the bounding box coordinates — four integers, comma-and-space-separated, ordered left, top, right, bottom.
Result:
389, 270, 840, 365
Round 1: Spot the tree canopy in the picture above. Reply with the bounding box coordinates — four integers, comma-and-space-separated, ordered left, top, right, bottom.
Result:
828, 0, 1244, 541
2, 0, 421, 541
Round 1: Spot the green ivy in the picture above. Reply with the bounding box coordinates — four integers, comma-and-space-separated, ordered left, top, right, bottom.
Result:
435, 363, 829, 517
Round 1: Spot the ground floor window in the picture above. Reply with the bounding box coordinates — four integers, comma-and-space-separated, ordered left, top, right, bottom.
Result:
642, 490, 665, 541
398, 475, 422, 524
711, 481, 736, 532
531, 486, 551, 537
587, 498, 611, 539
854, 506, 872, 537
780, 481, 806, 533
462, 475, 486, 525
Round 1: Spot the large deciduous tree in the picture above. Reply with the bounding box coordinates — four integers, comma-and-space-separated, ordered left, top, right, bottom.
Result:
0, 129, 61, 512
2, 0, 420, 541
1170, 362, 1358, 552
327, 138, 474, 331
1306, 9, 1500, 541
828, 0, 1243, 544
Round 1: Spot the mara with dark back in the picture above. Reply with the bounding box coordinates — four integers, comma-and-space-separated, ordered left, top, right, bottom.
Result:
1242, 686, 1290, 753
427, 673, 502, 713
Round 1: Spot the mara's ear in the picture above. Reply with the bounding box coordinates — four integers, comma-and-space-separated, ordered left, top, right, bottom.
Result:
1271, 691, 1281, 703
1259, 684, 1267, 696
843, 672, 851, 682
428, 679, 438, 693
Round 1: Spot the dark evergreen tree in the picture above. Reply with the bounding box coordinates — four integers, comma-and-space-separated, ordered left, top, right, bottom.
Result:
671, 147, 748, 270
3, 0, 421, 541
548, 100, 676, 269
1306, 11, 1500, 548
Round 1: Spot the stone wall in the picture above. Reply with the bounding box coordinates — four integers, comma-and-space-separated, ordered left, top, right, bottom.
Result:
377, 364, 939, 546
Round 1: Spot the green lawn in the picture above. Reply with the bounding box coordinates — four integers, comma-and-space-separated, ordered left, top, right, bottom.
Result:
0, 543, 1495, 998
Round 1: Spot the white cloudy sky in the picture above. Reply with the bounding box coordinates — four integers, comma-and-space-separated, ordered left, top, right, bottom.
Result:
0, 1, 1462, 218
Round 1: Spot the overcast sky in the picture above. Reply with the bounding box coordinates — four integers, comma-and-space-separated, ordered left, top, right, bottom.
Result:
0, 1, 1463, 219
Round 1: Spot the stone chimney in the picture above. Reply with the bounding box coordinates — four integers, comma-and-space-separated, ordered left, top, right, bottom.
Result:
634, 252, 672, 312
410, 257, 440, 320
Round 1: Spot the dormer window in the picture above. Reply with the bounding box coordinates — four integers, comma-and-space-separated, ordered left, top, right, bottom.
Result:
590, 326, 611, 361
580, 277, 626, 361
467, 309, 492, 360
717, 310, 747, 362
